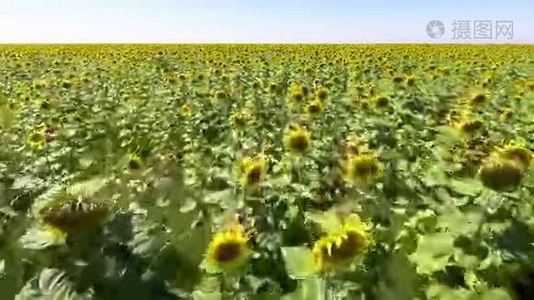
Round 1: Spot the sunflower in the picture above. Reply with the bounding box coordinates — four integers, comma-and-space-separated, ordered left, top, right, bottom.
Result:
180, 104, 193, 117
61, 80, 73, 89
306, 100, 323, 115
312, 214, 372, 272
39, 99, 52, 110
39, 199, 110, 234
127, 152, 143, 170
405, 75, 417, 87
373, 95, 389, 108
343, 153, 383, 188
315, 86, 328, 101
284, 123, 311, 153
27, 130, 46, 150
216, 90, 229, 99
33, 79, 48, 90
289, 84, 305, 103
204, 224, 252, 273
455, 117, 483, 135
230, 110, 251, 130
479, 155, 524, 191
465, 90, 488, 106
499, 108, 513, 122
236, 155, 266, 188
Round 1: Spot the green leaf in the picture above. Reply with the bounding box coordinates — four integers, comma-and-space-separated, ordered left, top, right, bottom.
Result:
281, 278, 324, 300
192, 291, 222, 300
281, 247, 317, 279
436, 207, 482, 237
67, 176, 108, 198
304, 210, 341, 233
409, 232, 455, 274
11, 175, 44, 190
179, 199, 197, 213
0, 259, 5, 279
377, 253, 417, 300
16, 268, 92, 300
426, 284, 474, 300
476, 288, 512, 300
447, 178, 483, 197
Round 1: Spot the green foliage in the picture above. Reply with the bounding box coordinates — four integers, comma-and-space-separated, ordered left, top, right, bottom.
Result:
0, 44, 533, 299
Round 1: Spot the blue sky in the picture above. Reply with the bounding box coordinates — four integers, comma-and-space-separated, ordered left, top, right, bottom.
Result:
0, 0, 532, 43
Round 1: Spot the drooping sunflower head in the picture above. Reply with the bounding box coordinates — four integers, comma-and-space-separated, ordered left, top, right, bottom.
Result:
284, 123, 311, 153
343, 152, 383, 188
27, 129, 46, 150
478, 154, 525, 191
236, 155, 266, 188
312, 214, 372, 272
454, 116, 483, 135
39, 199, 110, 234
204, 224, 252, 273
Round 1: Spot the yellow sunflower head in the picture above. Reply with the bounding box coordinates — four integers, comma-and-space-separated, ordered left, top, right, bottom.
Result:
284, 123, 311, 153
373, 95, 390, 108
61, 80, 73, 89
499, 108, 513, 122
406, 75, 417, 87
312, 214, 372, 272
27, 129, 46, 150
315, 86, 328, 101
204, 224, 252, 274
230, 110, 251, 130
306, 100, 323, 115
33, 79, 48, 90
289, 84, 305, 103
180, 104, 193, 117
454, 117, 483, 135
127, 152, 143, 170
236, 155, 266, 188
465, 90, 489, 106
343, 152, 383, 188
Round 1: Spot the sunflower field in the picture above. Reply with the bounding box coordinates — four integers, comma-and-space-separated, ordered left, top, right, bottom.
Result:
1, 44, 534, 300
